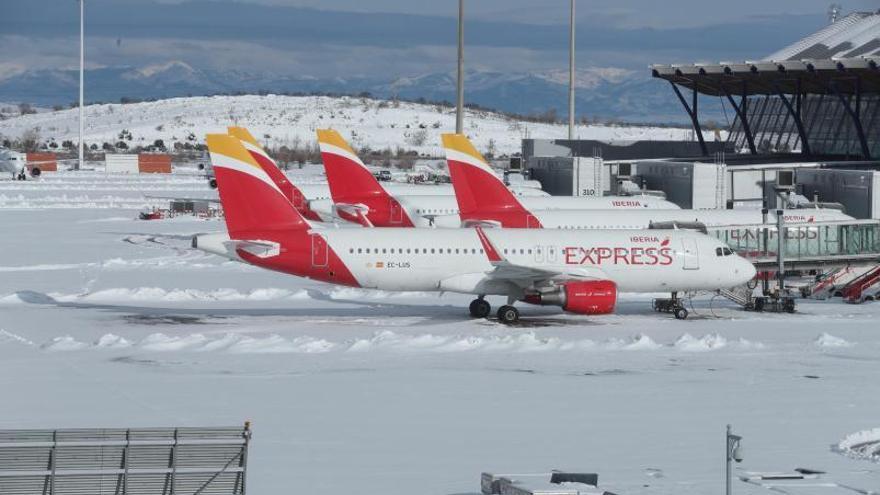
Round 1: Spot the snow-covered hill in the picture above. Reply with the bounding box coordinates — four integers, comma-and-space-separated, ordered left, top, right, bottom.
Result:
0, 95, 701, 157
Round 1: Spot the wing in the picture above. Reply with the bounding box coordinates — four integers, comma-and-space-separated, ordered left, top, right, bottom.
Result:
474, 227, 607, 289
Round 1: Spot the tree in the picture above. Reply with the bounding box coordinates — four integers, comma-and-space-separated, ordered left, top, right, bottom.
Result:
152, 139, 165, 151
485, 139, 497, 160
20, 128, 41, 152
116, 141, 128, 150
405, 129, 428, 147
18, 103, 36, 115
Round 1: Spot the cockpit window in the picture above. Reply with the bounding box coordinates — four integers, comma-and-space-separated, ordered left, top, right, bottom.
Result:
716, 247, 723, 257
723, 247, 734, 256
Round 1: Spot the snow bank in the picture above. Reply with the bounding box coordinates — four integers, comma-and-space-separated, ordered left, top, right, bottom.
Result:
54, 287, 311, 303
674, 333, 728, 351
94, 334, 133, 348
835, 428, 880, 462
813, 332, 853, 348
41, 335, 89, 351
0, 329, 35, 346
34, 331, 687, 355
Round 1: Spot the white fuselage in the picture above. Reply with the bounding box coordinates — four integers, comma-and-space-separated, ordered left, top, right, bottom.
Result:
493, 207, 852, 229
300, 183, 547, 221
392, 195, 681, 227
197, 227, 756, 296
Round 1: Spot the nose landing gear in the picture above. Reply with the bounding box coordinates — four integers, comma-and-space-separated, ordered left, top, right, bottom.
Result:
653, 292, 690, 320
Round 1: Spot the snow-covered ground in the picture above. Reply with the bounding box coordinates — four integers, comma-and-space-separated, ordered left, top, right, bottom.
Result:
1, 169, 877, 495
0, 95, 703, 157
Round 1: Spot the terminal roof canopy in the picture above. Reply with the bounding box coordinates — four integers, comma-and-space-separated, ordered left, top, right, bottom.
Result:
651, 12, 880, 96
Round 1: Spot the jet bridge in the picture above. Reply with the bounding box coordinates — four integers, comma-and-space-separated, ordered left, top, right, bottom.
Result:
709, 219, 880, 271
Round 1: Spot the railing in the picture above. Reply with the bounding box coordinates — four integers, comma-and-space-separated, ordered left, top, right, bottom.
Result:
0, 424, 251, 495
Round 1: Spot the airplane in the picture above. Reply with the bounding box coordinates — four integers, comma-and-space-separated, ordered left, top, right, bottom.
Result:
227, 126, 326, 222
220, 127, 547, 224
193, 133, 756, 322
0, 147, 26, 179
440, 133, 854, 229
316, 129, 681, 227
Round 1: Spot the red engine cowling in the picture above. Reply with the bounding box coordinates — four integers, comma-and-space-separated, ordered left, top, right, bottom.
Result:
522, 280, 617, 315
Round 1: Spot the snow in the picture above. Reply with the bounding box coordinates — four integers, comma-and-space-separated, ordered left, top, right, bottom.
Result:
1, 169, 878, 495
0, 94, 702, 157
813, 332, 854, 348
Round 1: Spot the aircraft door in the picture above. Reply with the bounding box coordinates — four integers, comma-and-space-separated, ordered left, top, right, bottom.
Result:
681, 238, 699, 270
390, 199, 403, 224
292, 189, 306, 210
526, 214, 540, 228
311, 234, 329, 267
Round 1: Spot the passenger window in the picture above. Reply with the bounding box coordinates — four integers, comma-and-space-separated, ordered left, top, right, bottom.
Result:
430, 248, 435, 254
382, 248, 387, 254
357, 248, 362, 254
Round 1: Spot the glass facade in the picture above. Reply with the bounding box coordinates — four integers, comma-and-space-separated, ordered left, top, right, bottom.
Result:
728, 94, 880, 158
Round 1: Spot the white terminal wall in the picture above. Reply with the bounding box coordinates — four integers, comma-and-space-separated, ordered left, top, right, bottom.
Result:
105, 154, 139, 174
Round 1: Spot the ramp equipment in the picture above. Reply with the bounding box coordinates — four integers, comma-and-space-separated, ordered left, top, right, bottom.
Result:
0, 424, 251, 495
842, 265, 880, 303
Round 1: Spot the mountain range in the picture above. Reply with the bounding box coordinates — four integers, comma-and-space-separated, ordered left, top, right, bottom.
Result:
0, 62, 727, 125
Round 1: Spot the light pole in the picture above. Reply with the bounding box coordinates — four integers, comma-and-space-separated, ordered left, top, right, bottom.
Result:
455, 0, 464, 134
568, 0, 575, 140
726, 424, 743, 495
78, 0, 85, 171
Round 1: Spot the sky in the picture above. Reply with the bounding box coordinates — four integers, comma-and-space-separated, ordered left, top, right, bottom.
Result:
1, 0, 877, 80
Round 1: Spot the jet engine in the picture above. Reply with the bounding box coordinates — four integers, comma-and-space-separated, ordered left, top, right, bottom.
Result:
522, 280, 617, 315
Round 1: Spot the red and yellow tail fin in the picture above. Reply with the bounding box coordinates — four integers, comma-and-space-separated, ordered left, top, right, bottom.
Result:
206, 133, 307, 235
442, 133, 534, 224
317, 129, 387, 202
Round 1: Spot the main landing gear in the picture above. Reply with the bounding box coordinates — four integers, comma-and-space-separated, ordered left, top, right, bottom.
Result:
469, 296, 491, 318
496, 305, 520, 324
652, 292, 689, 320
468, 296, 521, 324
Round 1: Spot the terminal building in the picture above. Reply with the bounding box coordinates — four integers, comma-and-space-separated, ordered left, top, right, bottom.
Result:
525, 11, 880, 219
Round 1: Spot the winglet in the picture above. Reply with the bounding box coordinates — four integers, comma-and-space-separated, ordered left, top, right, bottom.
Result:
475, 227, 504, 264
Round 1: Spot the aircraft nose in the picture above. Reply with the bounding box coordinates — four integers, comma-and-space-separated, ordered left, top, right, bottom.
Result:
734, 256, 757, 284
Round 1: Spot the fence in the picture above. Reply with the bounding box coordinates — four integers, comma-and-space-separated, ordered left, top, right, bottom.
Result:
0, 424, 251, 495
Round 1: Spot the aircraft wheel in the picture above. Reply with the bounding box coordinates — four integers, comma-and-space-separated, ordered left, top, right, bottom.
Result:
497, 305, 520, 324
674, 307, 689, 320
469, 298, 491, 318
30, 167, 41, 177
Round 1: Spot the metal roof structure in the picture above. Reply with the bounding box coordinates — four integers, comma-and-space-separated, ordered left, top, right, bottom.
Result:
649, 12, 880, 159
